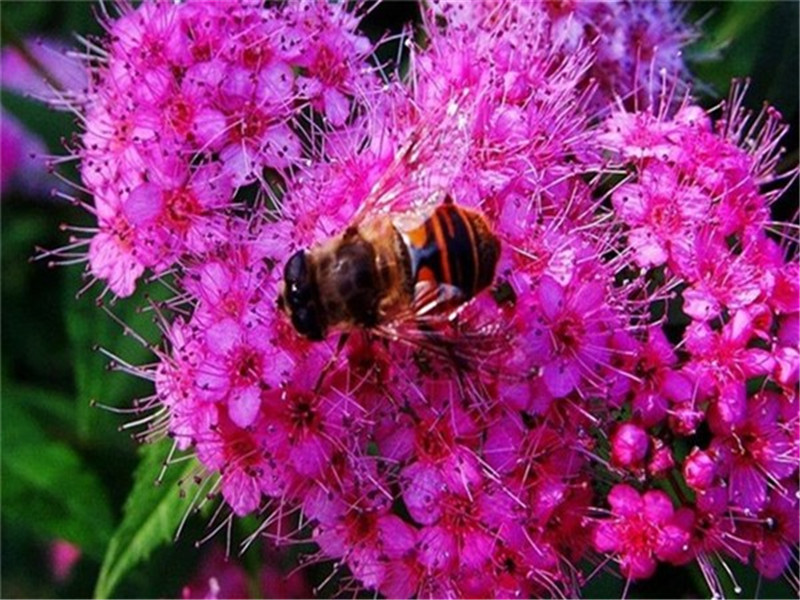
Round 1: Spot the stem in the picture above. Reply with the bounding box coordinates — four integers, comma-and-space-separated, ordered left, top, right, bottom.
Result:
666, 468, 692, 506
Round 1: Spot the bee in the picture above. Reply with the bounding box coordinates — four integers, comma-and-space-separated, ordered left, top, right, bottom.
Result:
278, 197, 501, 343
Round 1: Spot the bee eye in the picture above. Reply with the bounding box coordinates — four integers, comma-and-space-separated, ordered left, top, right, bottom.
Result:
284, 250, 311, 307
284, 250, 307, 287
281, 249, 325, 340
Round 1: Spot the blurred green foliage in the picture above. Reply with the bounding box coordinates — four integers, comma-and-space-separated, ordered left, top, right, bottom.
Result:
1, 2, 797, 599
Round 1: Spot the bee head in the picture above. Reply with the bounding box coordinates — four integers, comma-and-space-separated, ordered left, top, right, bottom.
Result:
279, 249, 325, 341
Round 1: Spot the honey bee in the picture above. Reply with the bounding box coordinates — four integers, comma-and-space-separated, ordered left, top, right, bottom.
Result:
278, 197, 501, 344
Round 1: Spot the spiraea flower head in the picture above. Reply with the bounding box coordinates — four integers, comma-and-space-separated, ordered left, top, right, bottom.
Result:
37, 0, 799, 598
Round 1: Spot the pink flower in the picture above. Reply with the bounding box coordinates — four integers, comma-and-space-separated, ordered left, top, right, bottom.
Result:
196, 317, 291, 428
60, 0, 384, 297
0, 110, 48, 195
290, 6, 374, 127
123, 162, 233, 270
612, 163, 711, 267
598, 109, 684, 162
191, 60, 301, 185
260, 379, 347, 480
522, 274, 615, 398
686, 310, 776, 416
675, 230, 777, 322
683, 449, 718, 491
305, 479, 396, 589
0, 38, 87, 100
593, 484, 691, 580
751, 488, 800, 579
709, 392, 796, 514
48, 540, 81, 583
629, 327, 694, 427
87, 216, 146, 298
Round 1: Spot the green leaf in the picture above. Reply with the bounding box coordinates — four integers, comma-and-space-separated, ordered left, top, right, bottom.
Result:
3, 378, 75, 429
94, 441, 199, 599
63, 270, 165, 443
0, 3, 50, 37
1, 385, 114, 560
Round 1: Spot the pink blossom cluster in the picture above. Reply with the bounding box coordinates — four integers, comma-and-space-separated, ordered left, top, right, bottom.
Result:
181, 542, 310, 599
48, 0, 798, 598
77, 0, 382, 295
593, 89, 799, 584
428, 0, 694, 111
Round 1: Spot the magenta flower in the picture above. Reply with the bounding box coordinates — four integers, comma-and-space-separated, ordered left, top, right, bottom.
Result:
751, 487, 800, 579
686, 310, 776, 421
289, 4, 375, 127
709, 392, 796, 514
48, 540, 81, 584
523, 274, 615, 398
683, 448, 718, 492
593, 484, 691, 580
612, 163, 711, 268
628, 327, 693, 427
0, 110, 48, 195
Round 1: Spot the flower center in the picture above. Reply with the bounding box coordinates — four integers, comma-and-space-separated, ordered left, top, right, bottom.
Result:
289, 392, 319, 431
165, 97, 195, 135
230, 347, 262, 388
553, 313, 585, 353
112, 216, 135, 251
164, 188, 201, 231
347, 509, 378, 541
649, 200, 680, 231
313, 45, 348, 87
242, 43, 272, 70
230, 107, 270, 143
415, 424, 454, 462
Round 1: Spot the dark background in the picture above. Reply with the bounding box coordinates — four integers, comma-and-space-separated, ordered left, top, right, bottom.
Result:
1, 2, 797, 598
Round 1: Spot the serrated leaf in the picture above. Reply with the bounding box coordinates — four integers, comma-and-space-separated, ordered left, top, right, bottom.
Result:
63, 269, 164, 443
94, 441, 199, 599
1, 386, 114, 559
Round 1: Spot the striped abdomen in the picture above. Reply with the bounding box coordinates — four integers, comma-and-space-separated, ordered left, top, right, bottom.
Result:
402, 202, 501, 299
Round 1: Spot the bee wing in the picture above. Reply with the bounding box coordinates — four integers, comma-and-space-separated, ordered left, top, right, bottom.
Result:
374, 282, 511, 374
409, 280, 465, 316
351, 92, 473, 226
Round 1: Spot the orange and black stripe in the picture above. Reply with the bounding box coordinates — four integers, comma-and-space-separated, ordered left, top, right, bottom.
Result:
405, 202, 500, 299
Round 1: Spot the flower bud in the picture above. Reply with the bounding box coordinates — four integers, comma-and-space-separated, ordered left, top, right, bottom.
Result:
611, 423, 649, 469
683, 448, 717, 490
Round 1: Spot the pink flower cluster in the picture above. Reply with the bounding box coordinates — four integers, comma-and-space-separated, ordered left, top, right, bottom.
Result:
181, 541, 310, 600
76, 1, 382, 296
49, 0, 798, 597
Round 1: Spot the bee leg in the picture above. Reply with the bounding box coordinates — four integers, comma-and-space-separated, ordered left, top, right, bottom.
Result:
313, 331, 351, 392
